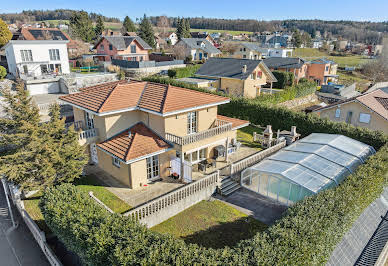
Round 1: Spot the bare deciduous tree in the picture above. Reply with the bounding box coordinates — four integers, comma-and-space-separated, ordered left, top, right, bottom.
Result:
220, 42, 239, 55
172, 44, 186, 60
362, 37, 388, 83
157, 16, 170, 34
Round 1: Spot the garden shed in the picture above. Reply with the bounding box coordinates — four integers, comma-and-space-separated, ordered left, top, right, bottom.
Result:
241, 133, 376, 206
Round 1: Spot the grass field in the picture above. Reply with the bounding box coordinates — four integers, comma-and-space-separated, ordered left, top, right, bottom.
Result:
237, 125, 263, 149
151, 200, 267, 248
337, 70, 371, 92
190, 28, 252, 36
39, 19, 69, 26
293, 48, 373, 67
23, 175, 131, 234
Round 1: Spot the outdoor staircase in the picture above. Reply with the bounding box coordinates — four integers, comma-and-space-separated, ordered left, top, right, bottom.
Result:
219, 176, 241, 196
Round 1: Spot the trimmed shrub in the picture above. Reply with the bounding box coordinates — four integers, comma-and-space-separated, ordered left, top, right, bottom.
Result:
272, 70, 294, 89
0, 66, 6, 80
41, 143, 388, 265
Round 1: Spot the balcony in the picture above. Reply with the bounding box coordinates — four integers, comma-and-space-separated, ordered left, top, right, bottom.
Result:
65, 121, 98, 141
165, 119, 232, 146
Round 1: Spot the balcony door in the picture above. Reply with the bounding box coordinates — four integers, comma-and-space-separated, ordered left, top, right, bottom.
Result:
147, 155, 159, 181
85, 112, 95, 129
187, 111, 197, 135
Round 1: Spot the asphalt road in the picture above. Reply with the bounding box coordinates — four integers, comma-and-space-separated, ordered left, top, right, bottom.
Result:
0, 183, 49, 266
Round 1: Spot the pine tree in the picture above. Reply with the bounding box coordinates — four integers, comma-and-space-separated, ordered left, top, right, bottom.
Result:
138, 14, 156, 48
0, 18, 12, 47
0, 83, 87, 189
183, 18, 191, 38
291, 29, 302, 48
69, 11, 95, 42
122, 16, 136, 33
176, 17, 184, 40
95, 16, 105, 36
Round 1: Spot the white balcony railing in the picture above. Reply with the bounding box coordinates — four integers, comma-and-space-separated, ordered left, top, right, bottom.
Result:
65, 120, 84, 130
78, 128, 98, 140
165, 119, 232, 146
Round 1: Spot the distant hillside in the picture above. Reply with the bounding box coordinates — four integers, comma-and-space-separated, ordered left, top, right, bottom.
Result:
0, 9, 120, 24
150, 16, 388, 44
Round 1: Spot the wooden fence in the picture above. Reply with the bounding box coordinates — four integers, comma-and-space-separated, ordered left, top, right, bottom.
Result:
124, 171, 219, 227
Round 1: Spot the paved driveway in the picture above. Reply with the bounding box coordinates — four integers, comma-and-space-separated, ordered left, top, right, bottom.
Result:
215, 188, 288, 225
0, 184, 49, 266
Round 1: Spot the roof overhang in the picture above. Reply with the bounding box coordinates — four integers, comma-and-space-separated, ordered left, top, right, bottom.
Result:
2, 40, 69, 50
60, 98, 230, 117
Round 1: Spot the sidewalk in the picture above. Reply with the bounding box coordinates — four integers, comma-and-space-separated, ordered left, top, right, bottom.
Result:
0, 184, 49, 266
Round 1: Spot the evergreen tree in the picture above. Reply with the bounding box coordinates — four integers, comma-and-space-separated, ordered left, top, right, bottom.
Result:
0, 84, 87, 189
291, 29, 302, 48
0, 18, 12, 47
138, 14, 155, 48
176, 17, 184, 40
122, 16, 136, 33
183, 18, 191, 38
95, 16, 105, 36
69, 11, 95, 42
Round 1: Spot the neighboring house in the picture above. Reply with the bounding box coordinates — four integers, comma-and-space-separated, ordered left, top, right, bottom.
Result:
265, 36, 289, 48
263, 57, 307, 83
175, 38, 221, 61
313, 89, 388, 134
366, 82, 388, 94
307, 58, 338, 86
317, 83, 361, 104
102, 29, 121, 36
59, 80, 249, 189
93, 36, 152, 62
154, 34, 167, 50
229, 42, 262, 60
190, 32, 216, 45
312, 39, 323, 49
13, 27, 79, 58
258, 47, 293, 58
158, 32, 178, 45
2, 40, 70, 78
195, 57, 277, 98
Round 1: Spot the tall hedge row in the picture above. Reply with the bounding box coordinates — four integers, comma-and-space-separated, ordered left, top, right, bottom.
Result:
41, 143, 388, 265
219, 98, 387, 149
272, 70, 294, 89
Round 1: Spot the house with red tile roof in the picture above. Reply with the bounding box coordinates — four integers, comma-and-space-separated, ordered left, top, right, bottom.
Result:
60, 80, 249, 189
313, 89, 388, 133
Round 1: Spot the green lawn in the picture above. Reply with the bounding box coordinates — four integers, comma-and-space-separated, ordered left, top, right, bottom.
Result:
293, 48, 373, 67
23, 175, 131, 233
237, 125, 263, 149
151, 200, 267, 248
337, 70, 371, 92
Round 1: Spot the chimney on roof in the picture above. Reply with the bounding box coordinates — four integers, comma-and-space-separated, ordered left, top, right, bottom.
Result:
242, 65, 247, 73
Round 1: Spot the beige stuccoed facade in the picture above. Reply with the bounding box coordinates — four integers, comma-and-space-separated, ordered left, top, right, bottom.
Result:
72, 104, 241, 189
315, 101, 388, 133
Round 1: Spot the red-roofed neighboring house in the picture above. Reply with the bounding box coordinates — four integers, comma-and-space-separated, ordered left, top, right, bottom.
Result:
60, 80, 249, 189
313, 89, 388, 133
93, 36, 152, 62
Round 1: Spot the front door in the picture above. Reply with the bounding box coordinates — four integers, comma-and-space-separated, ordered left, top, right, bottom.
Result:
147, 155, 159, 181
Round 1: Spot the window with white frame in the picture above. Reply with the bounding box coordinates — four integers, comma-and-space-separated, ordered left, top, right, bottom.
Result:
184, 148, 207, 164
49, 49, 60, 60
146, 155, 159, 180
112, 157, 120, 168
20, 50, 33, 62
187, 111, 197, 134
335, 108, 341, 118
359, 113, 371, 123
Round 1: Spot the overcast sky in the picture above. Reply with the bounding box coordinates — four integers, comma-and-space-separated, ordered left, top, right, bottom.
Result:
1, 0, 388, 22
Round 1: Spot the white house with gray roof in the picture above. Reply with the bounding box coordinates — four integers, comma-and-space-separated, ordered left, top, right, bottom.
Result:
175, 38, 221, 61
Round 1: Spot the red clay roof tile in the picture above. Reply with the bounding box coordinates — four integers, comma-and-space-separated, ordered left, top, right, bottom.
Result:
97, 122, 172, 162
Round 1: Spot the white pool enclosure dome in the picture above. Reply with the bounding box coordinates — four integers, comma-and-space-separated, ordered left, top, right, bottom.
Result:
241, 133, 376, 206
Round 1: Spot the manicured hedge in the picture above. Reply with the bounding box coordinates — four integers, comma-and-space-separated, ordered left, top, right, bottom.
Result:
41, 142, 388, 265
272, 70, 294, 89
219, 98, 387, 149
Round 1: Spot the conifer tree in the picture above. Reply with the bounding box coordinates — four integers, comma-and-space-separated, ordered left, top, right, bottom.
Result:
122, 16, 136, 33
176, 17, 184, 40
0, 83, 87, 189
183, 18, 191, 38
95, 16, 105, 36
138, 14, 156, 48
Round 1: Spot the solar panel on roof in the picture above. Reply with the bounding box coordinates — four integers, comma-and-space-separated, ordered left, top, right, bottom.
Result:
29, 29, 69, 41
